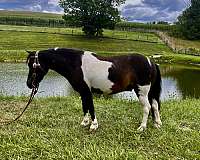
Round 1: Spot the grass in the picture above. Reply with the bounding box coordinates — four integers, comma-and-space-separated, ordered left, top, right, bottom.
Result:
173, 37, 200, 50
0, 96, 199, 159
0, 24, 161, 43
0, 25, 171, 62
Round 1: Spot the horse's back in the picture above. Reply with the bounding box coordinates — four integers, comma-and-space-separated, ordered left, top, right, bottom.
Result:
106, 54, 154, 86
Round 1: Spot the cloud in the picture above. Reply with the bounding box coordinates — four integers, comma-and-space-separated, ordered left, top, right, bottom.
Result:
121, 0, 188, 22
48, 0, 60, 6
0, 0, 63, 14
0, 0, 188, 22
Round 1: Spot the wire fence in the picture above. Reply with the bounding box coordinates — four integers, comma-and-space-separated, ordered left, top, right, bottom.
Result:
156, 31, 200, 56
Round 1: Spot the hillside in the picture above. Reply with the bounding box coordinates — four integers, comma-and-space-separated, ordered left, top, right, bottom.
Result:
0, 10, 62, 19
0, 10, 66, 27
0, 10, 199, 64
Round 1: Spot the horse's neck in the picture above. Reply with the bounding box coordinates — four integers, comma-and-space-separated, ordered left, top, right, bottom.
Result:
45, 52, 70, 77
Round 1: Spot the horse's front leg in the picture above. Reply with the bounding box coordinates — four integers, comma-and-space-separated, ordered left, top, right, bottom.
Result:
80, 90, 98, 131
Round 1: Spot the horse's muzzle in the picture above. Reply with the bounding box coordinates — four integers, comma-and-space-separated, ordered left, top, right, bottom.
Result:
27, 79, 39, 89
27, 80, 33, 89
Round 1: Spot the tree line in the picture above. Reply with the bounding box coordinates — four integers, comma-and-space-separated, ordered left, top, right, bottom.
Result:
0, 16, 70, 28
0, 16, 174, 32
176, 0, 200, 40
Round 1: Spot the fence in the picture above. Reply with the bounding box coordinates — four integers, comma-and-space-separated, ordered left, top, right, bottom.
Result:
116, 24, 200, 56
1, 16, 199, 56
156, 31, 200, 56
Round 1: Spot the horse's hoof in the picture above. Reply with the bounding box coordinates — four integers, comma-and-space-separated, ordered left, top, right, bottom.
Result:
81, 118, 90, 127
89, 122, 98, 132
137, 125, 146, 132
154, 121, 162, 129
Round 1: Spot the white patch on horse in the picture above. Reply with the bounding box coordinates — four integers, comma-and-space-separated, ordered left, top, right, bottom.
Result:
81, 51, 113, 94
152, 99, 162, 128
90, 116, 98, 131
54, 47, 59, 51
147, 57, 151, 66
81, 113, 90, 127
137, 84, 151, 132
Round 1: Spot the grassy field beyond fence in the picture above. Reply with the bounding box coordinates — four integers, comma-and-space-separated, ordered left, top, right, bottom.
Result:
0, 25, 171, 62
0, 96, 199, 159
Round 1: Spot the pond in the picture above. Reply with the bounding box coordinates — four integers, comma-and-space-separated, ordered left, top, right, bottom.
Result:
0, 63, 199, 101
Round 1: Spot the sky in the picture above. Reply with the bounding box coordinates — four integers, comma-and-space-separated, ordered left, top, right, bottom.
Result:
0, 0, 188, 23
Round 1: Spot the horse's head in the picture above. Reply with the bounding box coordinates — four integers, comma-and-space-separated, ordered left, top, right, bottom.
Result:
26, 50, 49, 89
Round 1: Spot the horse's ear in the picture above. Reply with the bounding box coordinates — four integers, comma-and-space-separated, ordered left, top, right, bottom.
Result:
26, 50, 35, 54
26, 50, 35, 64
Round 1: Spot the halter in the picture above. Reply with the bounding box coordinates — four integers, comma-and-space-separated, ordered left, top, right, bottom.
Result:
33, 51, 41, 69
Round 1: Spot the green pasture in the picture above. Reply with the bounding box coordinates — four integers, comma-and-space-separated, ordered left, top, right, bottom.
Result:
0, 25, 161, 43
0, 96, 199, 159
0, 25, 170, 61
0, 25, 199, 64
173, 37, 200, 50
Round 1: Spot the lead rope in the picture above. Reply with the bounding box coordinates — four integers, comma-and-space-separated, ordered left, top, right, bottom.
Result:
0, 87, 38, 126
0, 51, 40, 126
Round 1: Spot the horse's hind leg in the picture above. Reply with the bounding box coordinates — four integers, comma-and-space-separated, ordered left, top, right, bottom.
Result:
151, 99, 162, 128
148, 85, 162, 128
134, 84, 151, 131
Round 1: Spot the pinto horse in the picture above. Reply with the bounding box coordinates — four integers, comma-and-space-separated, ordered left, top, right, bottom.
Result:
26, 48, 162, 131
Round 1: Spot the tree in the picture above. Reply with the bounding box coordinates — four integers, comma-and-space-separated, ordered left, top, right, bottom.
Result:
177, 0, 200, 40
59, 0, 125, 37
157, 21, 168, 25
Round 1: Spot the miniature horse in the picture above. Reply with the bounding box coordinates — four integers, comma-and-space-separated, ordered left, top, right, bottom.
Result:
26, 48, 162, 132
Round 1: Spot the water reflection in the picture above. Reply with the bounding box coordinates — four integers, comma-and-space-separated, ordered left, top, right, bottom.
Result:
161, 64, 200, 99
0, 63, 199, 101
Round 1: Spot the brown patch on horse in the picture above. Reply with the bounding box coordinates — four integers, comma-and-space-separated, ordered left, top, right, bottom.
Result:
111, 70, 135, 94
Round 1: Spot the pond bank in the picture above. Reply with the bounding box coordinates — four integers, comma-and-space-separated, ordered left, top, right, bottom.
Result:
0, 51, 200, 66
153, 54, 200, 66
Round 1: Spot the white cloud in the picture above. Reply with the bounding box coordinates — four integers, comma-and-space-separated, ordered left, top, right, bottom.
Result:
42, 10, 63, 14
29, 4, 42, 12
119, 0, 142, 10
48, 0, 60, 6
124, 0, 142, 6
120, 0, 187, 22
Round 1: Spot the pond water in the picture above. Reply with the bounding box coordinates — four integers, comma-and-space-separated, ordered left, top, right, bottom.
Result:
0, 63, 199, 101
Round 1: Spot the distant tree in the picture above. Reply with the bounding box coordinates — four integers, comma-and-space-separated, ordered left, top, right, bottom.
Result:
59, 0, 125, 37
177, 0, 200, 39
157, 21, 168, 25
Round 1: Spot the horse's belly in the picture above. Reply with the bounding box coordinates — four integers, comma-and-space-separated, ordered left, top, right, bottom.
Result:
90, 77, 113, 94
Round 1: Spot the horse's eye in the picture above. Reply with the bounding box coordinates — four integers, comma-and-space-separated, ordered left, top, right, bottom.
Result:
32, 73, 36, 78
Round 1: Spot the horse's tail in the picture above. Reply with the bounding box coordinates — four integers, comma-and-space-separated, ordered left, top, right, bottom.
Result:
153, 64, 162, 110
149, 63, 162, 118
